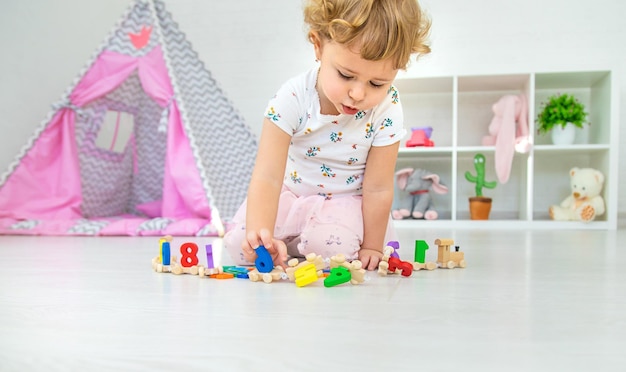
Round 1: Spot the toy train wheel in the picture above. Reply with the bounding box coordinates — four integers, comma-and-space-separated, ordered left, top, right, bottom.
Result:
262, 273, 273, 283
446, 261, 455, 269
459, 260, 466, 268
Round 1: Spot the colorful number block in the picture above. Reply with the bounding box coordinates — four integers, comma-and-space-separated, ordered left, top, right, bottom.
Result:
387, 240, 400, 259
255, 245, 273, 273
324, 266, 351, 287
414, 240, 429, 263
294, 263, 319, 287
161, 241, 171, 266
205, 244, 214, 268
388, 257, 413, 277
180, 242, 199, 267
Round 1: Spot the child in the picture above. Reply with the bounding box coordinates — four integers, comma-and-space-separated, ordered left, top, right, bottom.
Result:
224, 0, 431, 270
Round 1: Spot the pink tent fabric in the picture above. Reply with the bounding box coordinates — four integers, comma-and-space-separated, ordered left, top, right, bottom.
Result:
0, 46, 211, 224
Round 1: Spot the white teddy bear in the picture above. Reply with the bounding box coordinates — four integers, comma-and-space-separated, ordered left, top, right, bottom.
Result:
549, 167, 605, 222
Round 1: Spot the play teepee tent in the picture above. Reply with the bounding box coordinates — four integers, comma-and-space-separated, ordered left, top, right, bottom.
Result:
0, 0, 256, 236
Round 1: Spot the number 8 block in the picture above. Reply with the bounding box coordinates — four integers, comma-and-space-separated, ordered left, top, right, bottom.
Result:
180, 242, 199, 267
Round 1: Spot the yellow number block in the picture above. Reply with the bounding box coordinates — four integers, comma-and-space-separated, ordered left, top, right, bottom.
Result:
294, 263, 318, 287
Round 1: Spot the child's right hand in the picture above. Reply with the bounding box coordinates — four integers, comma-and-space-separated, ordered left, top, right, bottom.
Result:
242, 228, 288, 268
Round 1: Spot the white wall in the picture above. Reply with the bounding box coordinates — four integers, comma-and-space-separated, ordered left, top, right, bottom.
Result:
1, 0, 625, 218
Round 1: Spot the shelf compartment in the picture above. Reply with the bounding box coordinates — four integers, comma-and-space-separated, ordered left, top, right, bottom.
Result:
532, 150, 610, 222
395, 155, 453, 220
392, 69, 616, 230
457, 74, 531, 147
394, 77, 454, 148
456, 151, 529, 221
534, 71, 612, 146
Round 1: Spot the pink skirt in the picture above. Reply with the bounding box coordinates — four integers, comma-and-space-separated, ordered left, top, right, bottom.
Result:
225, 187, 397, 263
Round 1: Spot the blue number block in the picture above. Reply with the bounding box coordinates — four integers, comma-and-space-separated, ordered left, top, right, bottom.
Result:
255, 245, 273, 273
161, 242, 171, 266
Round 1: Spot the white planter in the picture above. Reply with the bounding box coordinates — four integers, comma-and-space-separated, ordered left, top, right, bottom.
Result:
551, 123, 576, 145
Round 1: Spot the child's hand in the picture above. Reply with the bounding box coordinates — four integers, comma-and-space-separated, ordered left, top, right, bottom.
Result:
242, 228, 288, 268
358, 248, 383, 271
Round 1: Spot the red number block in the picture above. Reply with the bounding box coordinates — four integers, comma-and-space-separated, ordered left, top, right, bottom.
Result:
180, 242, 199, 267
388, 257, 413, 277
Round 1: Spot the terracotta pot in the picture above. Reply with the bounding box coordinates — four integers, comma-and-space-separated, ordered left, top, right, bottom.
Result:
469, 196, 492, 220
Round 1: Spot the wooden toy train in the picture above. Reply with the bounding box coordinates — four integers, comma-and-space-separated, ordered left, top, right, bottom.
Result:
378, 238, 466, 276
152, 237, 466, 284
434, 238, 466, 269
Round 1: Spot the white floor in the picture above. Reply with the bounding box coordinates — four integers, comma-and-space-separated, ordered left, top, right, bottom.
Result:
0, 227, 625, 371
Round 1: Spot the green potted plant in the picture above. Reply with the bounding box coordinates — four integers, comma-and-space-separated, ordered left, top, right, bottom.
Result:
536, 93, 588, 145
464, 153, 497, 220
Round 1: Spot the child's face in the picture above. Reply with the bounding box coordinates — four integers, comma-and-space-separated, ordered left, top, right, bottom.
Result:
316, 40, 398, 116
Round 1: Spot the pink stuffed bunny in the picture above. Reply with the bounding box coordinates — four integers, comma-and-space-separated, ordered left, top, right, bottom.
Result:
482, 94, 531, 183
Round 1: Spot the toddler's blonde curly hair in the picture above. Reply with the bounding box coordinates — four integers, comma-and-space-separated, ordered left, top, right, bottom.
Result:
304, 0, 431, 70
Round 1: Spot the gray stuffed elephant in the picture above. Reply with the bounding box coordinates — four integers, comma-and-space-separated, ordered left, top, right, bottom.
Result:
391, 168, 448, 220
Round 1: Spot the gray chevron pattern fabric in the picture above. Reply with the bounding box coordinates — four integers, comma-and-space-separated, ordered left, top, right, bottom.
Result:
10, 220, 39, 231
67, 219, 111, 235
137, 217, 172, 232
79, 73, 167, 217
108, 1, 157, 58
0, 0, 256, 236
153, 0, 257, 220
77, 101, 134, 218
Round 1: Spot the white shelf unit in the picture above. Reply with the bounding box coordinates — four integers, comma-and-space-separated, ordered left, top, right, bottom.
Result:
393, 70, 619, 230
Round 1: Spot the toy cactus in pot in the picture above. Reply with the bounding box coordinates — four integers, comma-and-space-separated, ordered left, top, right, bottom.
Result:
464, 153, 497, 220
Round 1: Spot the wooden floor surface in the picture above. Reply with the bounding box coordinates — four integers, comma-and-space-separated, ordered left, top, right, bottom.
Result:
0, 228, 624, 371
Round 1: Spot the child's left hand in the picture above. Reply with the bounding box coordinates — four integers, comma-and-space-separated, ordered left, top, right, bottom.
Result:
358, 248, 383, 271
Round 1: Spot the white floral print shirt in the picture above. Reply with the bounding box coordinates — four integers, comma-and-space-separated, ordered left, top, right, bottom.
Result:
264, 68, 406, 199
